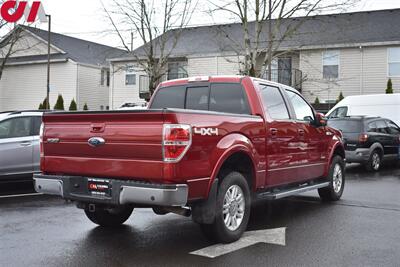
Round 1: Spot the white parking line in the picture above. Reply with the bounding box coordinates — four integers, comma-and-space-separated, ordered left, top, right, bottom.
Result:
0, 192, 43, 199
190, 227, 286, 258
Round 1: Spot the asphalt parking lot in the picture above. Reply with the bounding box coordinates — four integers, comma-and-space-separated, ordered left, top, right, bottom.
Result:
1, 164, 399, 267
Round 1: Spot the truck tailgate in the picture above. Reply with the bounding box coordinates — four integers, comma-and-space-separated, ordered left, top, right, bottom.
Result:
42, 111, 165, 181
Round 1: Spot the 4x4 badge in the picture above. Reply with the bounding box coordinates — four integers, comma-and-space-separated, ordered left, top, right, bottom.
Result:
193, 128, 219, 136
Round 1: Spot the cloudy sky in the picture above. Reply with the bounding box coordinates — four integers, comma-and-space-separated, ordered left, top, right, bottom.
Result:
34, 0, 400, 50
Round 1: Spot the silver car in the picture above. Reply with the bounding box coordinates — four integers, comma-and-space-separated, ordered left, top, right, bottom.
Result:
0, 111, 42, 181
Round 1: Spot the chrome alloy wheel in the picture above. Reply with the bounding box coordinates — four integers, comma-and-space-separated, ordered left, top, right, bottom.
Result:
332, 163, 343, 193
223, 185, 245, 231
372, 152, 381, 171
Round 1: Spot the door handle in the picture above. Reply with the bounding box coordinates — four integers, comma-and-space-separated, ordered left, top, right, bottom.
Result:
91, 123, 105, 133
298, 129, 305, 136
270, 128, 278, 136
20, 141, 32, 147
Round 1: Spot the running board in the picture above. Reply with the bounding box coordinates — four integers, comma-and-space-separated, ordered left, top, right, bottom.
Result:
257, 181, 330, 200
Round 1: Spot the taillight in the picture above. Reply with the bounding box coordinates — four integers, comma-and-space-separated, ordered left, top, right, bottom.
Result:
163, 124, 192, 162
359, 133, 368, 143
39, 123, 45, 171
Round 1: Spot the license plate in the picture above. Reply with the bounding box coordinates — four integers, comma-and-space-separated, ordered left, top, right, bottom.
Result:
88, 178, 111, 197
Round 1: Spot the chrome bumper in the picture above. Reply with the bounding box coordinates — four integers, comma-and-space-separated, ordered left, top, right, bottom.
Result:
34, 174, 188, 207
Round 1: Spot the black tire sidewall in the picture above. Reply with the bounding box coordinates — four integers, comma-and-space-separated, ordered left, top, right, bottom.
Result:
213, 172, 251, 243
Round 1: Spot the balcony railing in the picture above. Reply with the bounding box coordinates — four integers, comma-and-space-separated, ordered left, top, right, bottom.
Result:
262, 68, 303, 91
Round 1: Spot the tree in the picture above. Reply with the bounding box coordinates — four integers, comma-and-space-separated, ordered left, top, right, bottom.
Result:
337, 91, 344, 103
386, 79, 393, 94
53, 94, 65, 110
38, 103, 44, 110
314, 97, 320, 105
69, 99, 77, 111
40, 97, 49, 110
83, 103, 89, 110
103, 0, 196, 96
210, 0, 360, 78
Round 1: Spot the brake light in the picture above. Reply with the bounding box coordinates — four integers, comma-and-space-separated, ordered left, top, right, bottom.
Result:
188, 76, 209, 82
359, 133, 368, 143
163, 124, 192, 162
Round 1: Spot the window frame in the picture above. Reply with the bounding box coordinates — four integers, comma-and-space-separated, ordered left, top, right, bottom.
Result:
387, 47, 400, 77
322, 50, 340, 80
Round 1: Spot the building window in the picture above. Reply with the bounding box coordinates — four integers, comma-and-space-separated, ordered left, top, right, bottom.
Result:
101, 69, 105, 86
323, 50, 339, 79
388, 48, 400, 76
167, 62, 188, 80
125, 65, 136, 85
106, 71, 110, 86
139, 75, 150, 93
100, 69, 110, 86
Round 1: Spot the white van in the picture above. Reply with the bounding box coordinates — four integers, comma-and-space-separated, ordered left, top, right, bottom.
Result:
326, 94, 400, 126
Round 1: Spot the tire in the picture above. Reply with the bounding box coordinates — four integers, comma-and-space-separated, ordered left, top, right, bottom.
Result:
318, 155, 345, 201
365, 149, 382, 172
84, 205, 133, 227
199, 171, 251, 243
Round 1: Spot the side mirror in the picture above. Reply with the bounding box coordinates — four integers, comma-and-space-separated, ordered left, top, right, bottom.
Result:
315, 113, 327, 127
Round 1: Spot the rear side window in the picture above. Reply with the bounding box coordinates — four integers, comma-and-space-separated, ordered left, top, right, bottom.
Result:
328, 119, 362, 133
376, 120, 389, 134
209, 83, 250, 114
328, 107, 348, 119
32, 116, 42, 136
260, 85, 290, 120
150, 86, 186, 109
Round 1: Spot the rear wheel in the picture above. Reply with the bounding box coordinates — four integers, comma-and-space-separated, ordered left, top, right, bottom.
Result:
318, 155, 345, 201
84, 205, 133, 227
365, 150, 382, 172
199, 171, 251, 243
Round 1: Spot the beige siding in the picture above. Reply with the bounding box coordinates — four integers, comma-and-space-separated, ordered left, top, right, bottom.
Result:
300, 46, 400, 102
0, 61, 77, 111
110, 62, 147, 109
188, 56, 242, 76
77, 65, 109, 110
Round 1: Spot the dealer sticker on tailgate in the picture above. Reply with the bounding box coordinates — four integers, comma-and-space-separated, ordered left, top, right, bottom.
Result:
88, 178, 111, 197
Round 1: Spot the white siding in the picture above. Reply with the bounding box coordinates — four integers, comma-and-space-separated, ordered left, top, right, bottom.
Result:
0, 61, 77, 111
0, 31, 59, 58
300, 46, 400, 102
110, 62, 147, 109
77, 65, 109, 110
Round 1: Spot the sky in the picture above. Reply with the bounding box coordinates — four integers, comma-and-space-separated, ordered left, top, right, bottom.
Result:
28, 0, 400, 50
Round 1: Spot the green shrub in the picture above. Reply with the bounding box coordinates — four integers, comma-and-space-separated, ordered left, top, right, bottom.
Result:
69, 99, 77, 111
337, 92, 344, 103
314, 97, 320, 105
386, 79, 393, 94
83, 103, 89, 110
53, 94, 65, 110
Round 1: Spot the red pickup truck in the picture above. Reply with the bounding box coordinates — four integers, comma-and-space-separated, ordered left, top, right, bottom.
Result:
34, 76, 345, 243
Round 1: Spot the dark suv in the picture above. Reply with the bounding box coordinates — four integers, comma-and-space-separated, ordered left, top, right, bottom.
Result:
328, 116, 400, 171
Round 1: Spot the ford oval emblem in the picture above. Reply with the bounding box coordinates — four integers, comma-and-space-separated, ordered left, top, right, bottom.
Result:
88, 137, 105, 147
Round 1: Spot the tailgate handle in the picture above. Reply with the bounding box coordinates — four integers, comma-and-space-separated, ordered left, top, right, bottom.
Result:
90, 123, 105, 133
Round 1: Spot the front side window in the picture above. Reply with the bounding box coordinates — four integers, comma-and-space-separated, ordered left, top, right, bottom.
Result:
125, 65, 136, 85
388, 48, 400, 76
286, 90, 314, 121
260, 85, 290, 120
386, 120, 400, 134
323, 50, 339, 79
0, 117, 32, 139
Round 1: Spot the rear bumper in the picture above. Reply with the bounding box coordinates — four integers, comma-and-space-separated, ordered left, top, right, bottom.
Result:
33, 174, 188, 207
345, 148, 370, 163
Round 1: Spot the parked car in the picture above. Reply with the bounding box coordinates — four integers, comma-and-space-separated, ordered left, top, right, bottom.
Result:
0, 111, 42, 182
328, 116, 400, 171
118, 102, 148, 110
34, 76, 345, 243
326, 93, 400, 126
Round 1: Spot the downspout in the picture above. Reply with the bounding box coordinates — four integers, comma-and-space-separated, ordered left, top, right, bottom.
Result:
359, 46, 363, 95
76, 63, 80, 107
110, 64, 115, 110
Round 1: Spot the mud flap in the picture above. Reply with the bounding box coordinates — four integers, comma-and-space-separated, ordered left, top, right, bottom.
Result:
191, 179, 218, 224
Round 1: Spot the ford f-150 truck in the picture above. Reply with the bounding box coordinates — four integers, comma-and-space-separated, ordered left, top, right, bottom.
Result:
34, 76, 345, 243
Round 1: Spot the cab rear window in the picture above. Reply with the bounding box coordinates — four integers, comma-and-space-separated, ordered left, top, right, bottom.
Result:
150, 83, 251, 115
